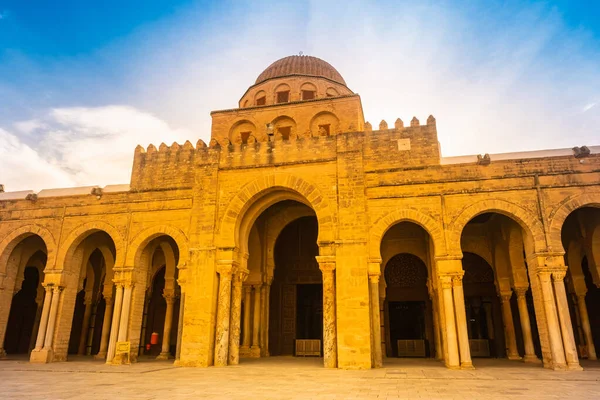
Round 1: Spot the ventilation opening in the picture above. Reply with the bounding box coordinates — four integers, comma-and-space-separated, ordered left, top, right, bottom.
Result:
256, 96, 266, 106
278, 126, 291, 140
318, 124, 330, 136
276, 91, 290, 104
302, 90, 315, 100
240, 131, 251, 144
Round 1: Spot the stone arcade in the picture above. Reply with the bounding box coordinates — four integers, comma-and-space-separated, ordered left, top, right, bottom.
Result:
1, 55, 599, 370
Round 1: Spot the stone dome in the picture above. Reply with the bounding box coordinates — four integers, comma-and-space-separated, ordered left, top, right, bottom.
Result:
255, 55, 347, 86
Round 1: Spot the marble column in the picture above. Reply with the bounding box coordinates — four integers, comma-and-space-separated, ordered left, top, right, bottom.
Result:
106, 284, 124, 363
514, 287, 539, 362
241, 286, 252, 350
78, 291, 94, 355
95, 295, 113, 359
369, 274, 383, 368
577, 292, 597, 360
431, 293, 442, 361
264, 280, 272, 356
441, 276, 460, 369
320, 262, 337, 368
157, 294, 175, 360
43, 286, 62, 350
251, 285, 261, 352
33, 285, 53, 350
214, 265, 234, 367
175, 292, 185, 361
260, 284, 268, 356
28, 298, 44, 353
538, 271, 567, 369
552, 270, 581, 370
499, 291, 521, 360
118, 284, 133, 343
228, 271, 247, 365
452, 274, 473, 368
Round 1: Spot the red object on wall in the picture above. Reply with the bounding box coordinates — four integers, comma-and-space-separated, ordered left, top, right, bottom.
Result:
150, 332, 159, 345
146, 343, 151, 351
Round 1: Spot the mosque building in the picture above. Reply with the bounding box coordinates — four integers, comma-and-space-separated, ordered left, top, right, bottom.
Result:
1, 55, 599, 370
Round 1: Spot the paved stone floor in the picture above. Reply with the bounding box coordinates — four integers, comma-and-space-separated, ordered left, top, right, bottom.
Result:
1, 356, 600, 399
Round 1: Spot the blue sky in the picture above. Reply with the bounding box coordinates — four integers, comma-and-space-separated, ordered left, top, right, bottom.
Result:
0, 0, 599, 191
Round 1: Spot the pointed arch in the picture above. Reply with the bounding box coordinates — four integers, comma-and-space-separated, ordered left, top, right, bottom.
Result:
216, 173, 336, 250
0, 225, 56, 274
547, 191, 600, 252
369, 208, 445, 260
125, 225, 189, 268
56, 221, 125, 272
448, 199, 545, 254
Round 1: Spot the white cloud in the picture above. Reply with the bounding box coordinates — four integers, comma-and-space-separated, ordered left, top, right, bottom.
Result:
0, 128, 74, 191
2, 106, 193, 191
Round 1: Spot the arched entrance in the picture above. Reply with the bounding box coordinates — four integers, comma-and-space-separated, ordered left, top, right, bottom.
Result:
65, 231, 116, 359
560, 206, 600, 361
135, 235, 180, 361
0, 233, 47, 357
460, 212, 542, 363
380, 222, 437, 360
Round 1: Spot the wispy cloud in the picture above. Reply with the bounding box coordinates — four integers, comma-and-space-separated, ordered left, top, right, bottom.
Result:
2, 106, 193, 191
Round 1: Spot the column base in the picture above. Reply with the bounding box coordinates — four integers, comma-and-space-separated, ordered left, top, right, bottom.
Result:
567, 362, 583, 371
240, 345, 251, 358
30, 348, 53, 363
108, 353, 131, 365
550, 362, 568, 371
522, 354, 541, 363
444, 362, 461, 370
460, 362, 475, 370
0, 348, 6, 358
507, 354, 522, 361
94, 352, 107, 360
588, 355, 598, 361
156, 352, 173, 360
249, 346, 261, 358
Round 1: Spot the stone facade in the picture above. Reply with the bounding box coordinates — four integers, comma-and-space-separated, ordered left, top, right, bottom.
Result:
1, 55, 599, 371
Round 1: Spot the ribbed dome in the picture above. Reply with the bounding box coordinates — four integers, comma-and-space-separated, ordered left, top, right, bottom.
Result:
255, 55, 346, 86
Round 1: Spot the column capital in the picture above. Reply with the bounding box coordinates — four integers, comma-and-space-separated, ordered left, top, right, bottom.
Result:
163, 293, 176, 304
577, 292, 587, 301
536, 270, 552, 282
514, 287, 528, 297
233, 269, 249, 286
552, 269, 567, 282
243, 285, 252, 295
216, 262, 236, 278
499, 291, 513, 303
51, 285, 63, 294
451, 272, 465, 286
369, 274, 380, 284
316, 255, 336, 272
252, 284, 262, 290
439, 275, 453, 289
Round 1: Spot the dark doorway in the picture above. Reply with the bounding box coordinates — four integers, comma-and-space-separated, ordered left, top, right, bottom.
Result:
388, 301, 426, 357
296, 284, 323, 340
269, 215, 321, 356
4, 266, 39, 354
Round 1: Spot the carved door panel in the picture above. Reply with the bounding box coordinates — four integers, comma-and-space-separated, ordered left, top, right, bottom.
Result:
282, 284, 296, 355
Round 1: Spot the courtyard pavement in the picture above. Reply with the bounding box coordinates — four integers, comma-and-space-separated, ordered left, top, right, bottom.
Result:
1, 355, 600, 399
